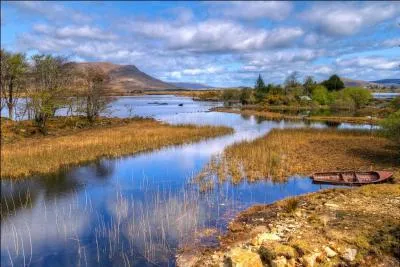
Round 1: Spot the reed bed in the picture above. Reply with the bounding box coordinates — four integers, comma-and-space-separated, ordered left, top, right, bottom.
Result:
1, 118, 233, 178
196, 128, 399, 184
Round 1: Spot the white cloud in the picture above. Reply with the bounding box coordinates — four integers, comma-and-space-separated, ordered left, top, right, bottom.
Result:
131, 19, 303, 52
336, 57, 400, 70
220, 1, 293, 21
382, 38, 400, 47
9, 1, 90, 23
243, 49, 323, 67
302, 2, 400, 36
33, 24, 117, 40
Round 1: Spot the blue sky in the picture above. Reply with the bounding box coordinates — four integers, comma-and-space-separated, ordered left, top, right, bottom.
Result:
1, 1, 399, 87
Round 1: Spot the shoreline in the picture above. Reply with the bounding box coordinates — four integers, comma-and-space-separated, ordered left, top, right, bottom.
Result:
211, 106, 382, 125
178, 184, 400, 266
1, 116, 233, 178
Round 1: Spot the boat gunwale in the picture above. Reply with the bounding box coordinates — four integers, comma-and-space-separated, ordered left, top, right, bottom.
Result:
311, 171, 393, 185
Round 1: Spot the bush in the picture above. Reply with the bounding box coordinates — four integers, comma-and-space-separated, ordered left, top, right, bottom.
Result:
342, 87, 372, 109
380, 110, 400, 145
390, 97, 400, 110
329, 90, 355, 110
311, 85, 329, 105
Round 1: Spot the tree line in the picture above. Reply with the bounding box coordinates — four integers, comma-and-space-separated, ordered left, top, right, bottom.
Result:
223, 72, 372, 110
1, 49, 111, 133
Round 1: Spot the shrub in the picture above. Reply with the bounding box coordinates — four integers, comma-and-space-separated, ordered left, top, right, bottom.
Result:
342, 87, 372, 109
390, 97, 400, 110
380, 110, 400, 145
311, 85, 329, 105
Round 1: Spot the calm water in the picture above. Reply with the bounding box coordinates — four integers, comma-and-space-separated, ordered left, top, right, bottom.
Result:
1, 96, 368, 266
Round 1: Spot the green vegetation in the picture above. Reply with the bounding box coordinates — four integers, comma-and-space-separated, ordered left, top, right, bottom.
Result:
321, 74, 345, 91
0, 49, 28, 120
311, 85, 329, 105
380, 110, 400, 145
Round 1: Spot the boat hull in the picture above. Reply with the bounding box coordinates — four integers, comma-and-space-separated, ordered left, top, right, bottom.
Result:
311, 171, 393, 186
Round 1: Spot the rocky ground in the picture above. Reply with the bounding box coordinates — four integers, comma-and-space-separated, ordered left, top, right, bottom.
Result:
177, 184, 400, 267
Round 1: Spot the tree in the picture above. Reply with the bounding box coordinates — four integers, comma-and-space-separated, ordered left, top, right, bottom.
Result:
311, 85, 329, 105
27, 54, 72, 133
284, 71, 301, 94
303, 76, 316, 96
321, 74, 344, 91
255, 74, 265, 90
342, 87, 372, 109
240, 88, 252, 105
76, 66, 111, 122
254, 74, 268, 102
0, 49, 28, 119
380, 110, 400, 145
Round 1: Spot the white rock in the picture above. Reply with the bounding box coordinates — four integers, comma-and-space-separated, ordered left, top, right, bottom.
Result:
324, 246, 337, 258
343, 248, 357, 262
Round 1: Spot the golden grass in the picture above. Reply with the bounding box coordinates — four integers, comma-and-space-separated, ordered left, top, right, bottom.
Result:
198, 128, 399, 184
1, 117, 233, 178
213, 107, 382, 125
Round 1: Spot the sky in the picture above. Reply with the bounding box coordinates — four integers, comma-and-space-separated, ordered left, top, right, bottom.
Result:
1, 1, 399, 87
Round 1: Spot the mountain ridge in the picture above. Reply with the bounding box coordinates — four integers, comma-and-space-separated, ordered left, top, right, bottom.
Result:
70, 62, 179, 93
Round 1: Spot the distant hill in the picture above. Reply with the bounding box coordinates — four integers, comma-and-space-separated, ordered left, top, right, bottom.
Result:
371, 79, 400, 86
171, 82, 214, 90
341, 77, 378, 87
69, 62, 178, 94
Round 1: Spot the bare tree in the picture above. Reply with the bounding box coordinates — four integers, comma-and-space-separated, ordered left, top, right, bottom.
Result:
284, 71, 300, 94
27, 54, 72, 133
0, 49, 28, 120
76, 66, 111, 122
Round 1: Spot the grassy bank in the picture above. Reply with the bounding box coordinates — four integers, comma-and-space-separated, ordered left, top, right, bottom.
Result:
213, 107, 381, 125
178, 184, 400, 266
196, 128, 399, 185
1, 117, 233, 178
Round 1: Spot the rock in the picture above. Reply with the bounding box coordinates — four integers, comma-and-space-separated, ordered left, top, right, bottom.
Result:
176, 252, 199, 267
302, 252, 321, 267
324, 203, 340, 209
324, 246, 337, 258
226, 248, 263, 267
271, 256, 287, 267
251, 232, 281, 246
342, 248, 357, 262
229, 222, 245, 232
270, 255, 296, 267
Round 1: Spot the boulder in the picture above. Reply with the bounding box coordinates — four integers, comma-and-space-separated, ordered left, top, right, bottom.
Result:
302, 252, 321, 267
226, 248, 263, 267
251, 232, 281, 245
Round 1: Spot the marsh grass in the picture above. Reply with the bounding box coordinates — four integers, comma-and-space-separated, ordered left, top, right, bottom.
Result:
196, 128, 399, 185
1, 117, 233, 178
214, 107, 381, 125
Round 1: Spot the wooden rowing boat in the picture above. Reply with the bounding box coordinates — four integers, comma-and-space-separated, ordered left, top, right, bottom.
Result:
311, 171, 393, 185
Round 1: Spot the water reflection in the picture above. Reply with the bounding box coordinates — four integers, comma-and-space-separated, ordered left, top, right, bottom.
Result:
1, 95, 374, 266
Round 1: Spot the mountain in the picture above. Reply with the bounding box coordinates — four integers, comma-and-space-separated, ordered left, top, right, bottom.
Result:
171, 82, 214, 90
70, 62, 178, 94
340, 77, 400, 88
371, 79, 400, 86
341, 77, 379, 88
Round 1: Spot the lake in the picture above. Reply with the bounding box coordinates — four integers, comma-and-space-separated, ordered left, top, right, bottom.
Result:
1, 95, 371, 266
